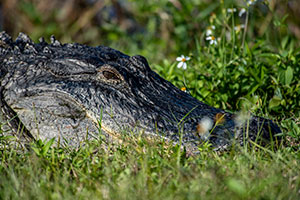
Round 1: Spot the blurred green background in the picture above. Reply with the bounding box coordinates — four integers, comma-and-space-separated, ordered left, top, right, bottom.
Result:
1, 0, 300, 60
1, 0, 299, 120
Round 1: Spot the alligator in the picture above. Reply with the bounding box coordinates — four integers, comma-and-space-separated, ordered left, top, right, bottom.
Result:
0, 32, 281, 152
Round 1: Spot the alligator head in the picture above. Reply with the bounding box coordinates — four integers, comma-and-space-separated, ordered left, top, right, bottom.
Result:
0, 32, 281, 152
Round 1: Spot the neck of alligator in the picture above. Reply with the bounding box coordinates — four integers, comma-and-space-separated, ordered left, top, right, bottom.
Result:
0, 32, 281, 152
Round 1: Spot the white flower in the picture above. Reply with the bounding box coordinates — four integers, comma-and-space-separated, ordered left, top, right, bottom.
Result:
247, 0, 257, 5
239, 8, 246, 17
176, 55, 190, 69
197, 117, 213, 140
206, 25, 216, 36
206, 29, 213, 36
206, 35, 218, 45
234, 24, 245, 32
227, 8, 237, 13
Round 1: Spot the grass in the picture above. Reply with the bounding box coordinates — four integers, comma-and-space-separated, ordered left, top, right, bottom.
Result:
1, 0, 300, 199
0, 135, 300, 199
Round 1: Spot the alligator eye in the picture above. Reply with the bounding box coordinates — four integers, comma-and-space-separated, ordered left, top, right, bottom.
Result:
98, 65, 123, 83
102, 70, 119, 80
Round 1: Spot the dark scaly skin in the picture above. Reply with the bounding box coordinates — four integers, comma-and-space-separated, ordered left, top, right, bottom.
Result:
0, 32, 281, 152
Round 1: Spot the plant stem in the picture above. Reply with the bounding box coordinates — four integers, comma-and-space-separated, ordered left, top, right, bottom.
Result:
242, 9, 249, 49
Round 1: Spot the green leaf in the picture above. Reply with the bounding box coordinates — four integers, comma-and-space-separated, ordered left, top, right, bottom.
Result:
31, 146, 41, 156
247, 84, 260, 96
42, 138, 55, 156
244, 42, 252, 58
278, 71, 285, 85
197, 80, 204, 87
274, 87, 282, 99
281, 36, 289, 50
285, 66, 293, 85
269, 96, 282, 109
200, 89, 210, 98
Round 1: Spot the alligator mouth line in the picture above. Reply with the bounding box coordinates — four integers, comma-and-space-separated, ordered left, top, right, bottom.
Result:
85, 110, 200, 154
85, 109, 178, 149
85, 110, 126, 144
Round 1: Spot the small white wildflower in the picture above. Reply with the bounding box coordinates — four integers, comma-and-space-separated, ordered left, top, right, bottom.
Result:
197, 117, 213, 140
227, 8, 237, 13
234, 24, 245, 32
206, 25, 215, 36
206, 35, 218, 45
176, 55, 190, 69
247, 0, 257, 6
206, 29, 213, 36
239, 8, 246, 17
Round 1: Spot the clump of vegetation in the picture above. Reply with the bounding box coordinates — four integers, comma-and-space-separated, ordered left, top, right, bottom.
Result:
0, 0, 299, 199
